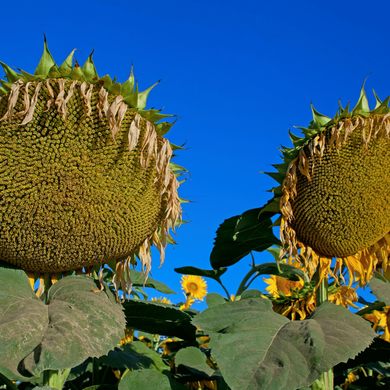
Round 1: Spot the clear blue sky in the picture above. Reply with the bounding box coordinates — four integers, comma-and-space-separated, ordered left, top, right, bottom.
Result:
2, 0, 388, 308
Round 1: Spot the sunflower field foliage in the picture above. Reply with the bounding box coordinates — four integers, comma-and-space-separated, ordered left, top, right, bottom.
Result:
3, 40, 390, 390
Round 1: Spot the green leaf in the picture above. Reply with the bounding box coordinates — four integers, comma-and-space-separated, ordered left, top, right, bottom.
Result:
0, 263, 125, 380
240, 289, 264, 299
252, 262, 306, 282
130, 269, 176, 294
118, 369, 186, 390
193, 299, 375, 390
32, 387, 57, 390
210, 208, 280, 269
82, 49, 99, 81
34, 34, 56, 76
100, 341, 169, 372
122, 300, 197, 339
174, 266, 227, 283
370, 277, 390, 305
175, 347, 214, 377
206, 293, 228, 307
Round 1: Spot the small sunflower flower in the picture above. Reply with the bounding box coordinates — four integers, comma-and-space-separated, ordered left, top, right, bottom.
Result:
181, 275, 207, 301
151, 297, 173, 304
364, 306, 390, 342
119, 328, 134, 346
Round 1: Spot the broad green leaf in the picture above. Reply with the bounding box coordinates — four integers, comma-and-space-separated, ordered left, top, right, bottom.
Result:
82, 386, 117, 390
206, 293, 227, 308
122, 300, 196, 339
32, 387, 57, 390
67, 358, 93, 382
193, 299, 375, 390
174, 266, 227, 282
118, 369, 182, 390
0, 263, 47, 381
241, 289, 264, 299
175, 347, 214, 377
370, 277, 390, 305
100, 341, 169, 372
210, 208, 280, 269
0, 263, 125, 380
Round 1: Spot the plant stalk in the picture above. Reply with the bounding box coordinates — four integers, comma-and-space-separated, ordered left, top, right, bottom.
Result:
312, 263, 333, 390
42, 369, 71, 390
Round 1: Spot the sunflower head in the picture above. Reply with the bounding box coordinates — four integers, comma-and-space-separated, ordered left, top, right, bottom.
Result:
264, 80, 390, 285
0, 37, 184, 286
181, 275, 207, 301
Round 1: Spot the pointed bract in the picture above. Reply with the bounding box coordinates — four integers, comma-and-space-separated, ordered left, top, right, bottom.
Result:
82, 49, 99, 81
124, 81, 139, 108
352, 77, 370, 116
59, 49, 76, 77
69, 60, 85, 81
98, 74, 112, 88
310, 103, 331, 128
154, 118, 178, 137
47, 64, 61, 78
121, 65, 135, 97
137, 80, 161, 110
0, 62, 22, 83
34, 34, 56, 76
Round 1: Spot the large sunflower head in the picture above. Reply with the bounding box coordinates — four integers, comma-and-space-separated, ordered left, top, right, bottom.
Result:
264, 80, 390, 285
0, 37, 184, 290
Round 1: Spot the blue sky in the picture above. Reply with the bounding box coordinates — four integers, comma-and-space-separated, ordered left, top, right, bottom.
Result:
2, 0, 389, 308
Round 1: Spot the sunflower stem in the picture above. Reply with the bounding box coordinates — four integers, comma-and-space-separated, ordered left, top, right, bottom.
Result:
216, 277, 231, 300
235, 265, 262, 299
312, 262, 334, 390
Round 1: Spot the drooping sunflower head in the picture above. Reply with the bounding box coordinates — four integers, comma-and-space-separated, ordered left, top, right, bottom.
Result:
264, 80, 390, 285
263, 255, 359, 320
0, 37, 184, 288
181, 275, 207, 301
